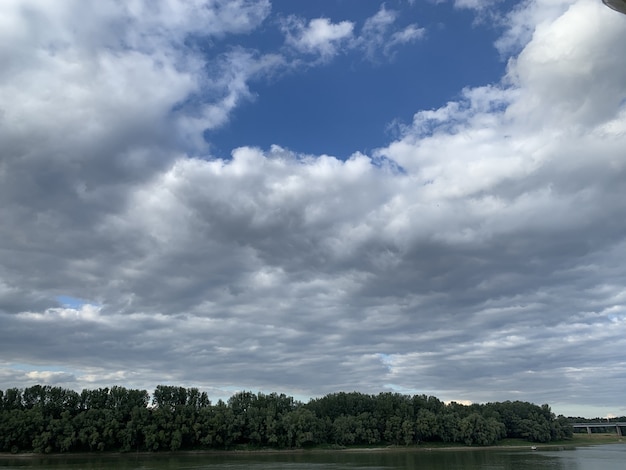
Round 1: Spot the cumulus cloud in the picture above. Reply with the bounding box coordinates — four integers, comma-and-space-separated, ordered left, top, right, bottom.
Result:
0, 0, 625, 418
281, 5, 424, 62
357, 5, 426, 59
282, 16, 355, 59
0, 1, 267, 328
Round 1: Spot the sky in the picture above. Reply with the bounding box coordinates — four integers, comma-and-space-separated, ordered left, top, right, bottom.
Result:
1, 0, 625, 419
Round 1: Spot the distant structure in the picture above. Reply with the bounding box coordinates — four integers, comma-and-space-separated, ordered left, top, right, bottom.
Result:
572, 422, 626, 436
603, 0, 626, 15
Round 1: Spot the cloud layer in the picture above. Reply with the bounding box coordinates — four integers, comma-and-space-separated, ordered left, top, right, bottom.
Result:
1, 0, 625, 417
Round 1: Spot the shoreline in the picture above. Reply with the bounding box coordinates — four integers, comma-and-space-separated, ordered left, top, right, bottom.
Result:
1, 437, 623, 459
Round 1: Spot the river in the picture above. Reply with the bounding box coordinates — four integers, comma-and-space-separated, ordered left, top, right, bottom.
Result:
0, 444, 624, 469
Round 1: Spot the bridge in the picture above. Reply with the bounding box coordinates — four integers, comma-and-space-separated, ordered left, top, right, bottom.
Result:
572, 422, 626, 436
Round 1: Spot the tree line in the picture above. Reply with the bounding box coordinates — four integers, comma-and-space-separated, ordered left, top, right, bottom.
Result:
0, 385, 573, 453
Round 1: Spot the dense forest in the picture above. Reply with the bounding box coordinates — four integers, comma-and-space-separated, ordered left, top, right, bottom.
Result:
0, 385, 573, 454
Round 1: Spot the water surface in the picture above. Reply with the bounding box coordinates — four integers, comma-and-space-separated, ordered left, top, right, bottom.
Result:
1, 444, 624, 469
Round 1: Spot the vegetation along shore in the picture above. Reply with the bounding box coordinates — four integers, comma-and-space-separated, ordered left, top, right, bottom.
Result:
0, 385, 622, 454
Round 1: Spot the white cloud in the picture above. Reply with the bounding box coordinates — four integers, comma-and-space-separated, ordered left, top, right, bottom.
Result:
0, 0, 273, 171
454, 0, 501, 10
25, 371, 77, 385
504, 0, 626, 128
176, 49, 285, 145
124, 0, 272, 38
281, 5, 425, 63
356, 5, 425, 58
495, 0, 574, 55
390, 24, 427, 46
282, 16, 355, 59
363, 5, 398, 33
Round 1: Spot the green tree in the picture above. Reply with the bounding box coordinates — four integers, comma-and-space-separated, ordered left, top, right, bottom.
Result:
415, 408, 438, 442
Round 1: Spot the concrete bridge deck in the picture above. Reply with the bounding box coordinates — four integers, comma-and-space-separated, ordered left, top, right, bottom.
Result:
572, 422, 626, 436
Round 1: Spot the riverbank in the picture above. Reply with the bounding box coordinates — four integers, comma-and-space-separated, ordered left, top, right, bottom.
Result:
1, 434, 622, 459
339, 433, 623, 453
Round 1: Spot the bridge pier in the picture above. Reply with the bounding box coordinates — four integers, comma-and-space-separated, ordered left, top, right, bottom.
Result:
617, 425, 622, 437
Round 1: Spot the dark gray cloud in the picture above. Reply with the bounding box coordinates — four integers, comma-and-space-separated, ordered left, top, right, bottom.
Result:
0, 0, 625, 419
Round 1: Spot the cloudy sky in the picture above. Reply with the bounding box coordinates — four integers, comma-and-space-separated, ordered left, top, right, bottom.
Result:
1, 0, 625, 419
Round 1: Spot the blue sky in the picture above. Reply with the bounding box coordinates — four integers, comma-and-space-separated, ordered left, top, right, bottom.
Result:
208, 0, 513, 159
1, 0, 626, 419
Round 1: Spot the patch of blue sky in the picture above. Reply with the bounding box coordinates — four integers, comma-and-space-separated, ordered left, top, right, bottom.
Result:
205, 0, 513, 160
371, 154, 407, 174
376, 352, 394, 372
55, 295, 95, 309
9, 363, 43, 371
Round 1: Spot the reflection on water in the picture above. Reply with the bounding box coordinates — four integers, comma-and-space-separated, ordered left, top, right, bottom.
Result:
0, 445, 624, 470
